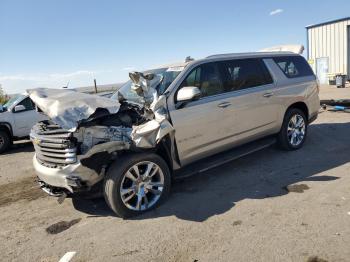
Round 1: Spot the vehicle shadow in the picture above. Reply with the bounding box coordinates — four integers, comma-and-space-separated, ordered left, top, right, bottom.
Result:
1, 140, 34, 155
72, 121, 350, 222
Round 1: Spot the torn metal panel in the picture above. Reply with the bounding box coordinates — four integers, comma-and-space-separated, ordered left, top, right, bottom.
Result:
27, 88, 121, 131
128, 71, 163, 107
131, 92, 175, 148
126, 72, 175, 148
131, 118, 175, 148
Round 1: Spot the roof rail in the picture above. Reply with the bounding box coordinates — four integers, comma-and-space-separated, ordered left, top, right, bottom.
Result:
206, 51, 295, 59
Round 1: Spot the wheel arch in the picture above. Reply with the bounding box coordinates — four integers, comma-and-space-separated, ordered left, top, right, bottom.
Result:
0, 122, 13, 138
285, 102, 309, 122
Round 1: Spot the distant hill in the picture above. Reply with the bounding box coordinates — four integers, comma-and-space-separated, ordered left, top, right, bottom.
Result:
74, 82, 125, 94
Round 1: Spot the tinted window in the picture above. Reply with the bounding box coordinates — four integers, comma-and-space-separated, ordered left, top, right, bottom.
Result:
180, 62, 224, 97
18, 97, 35, 111
273, 56, 314, 78
218, 59, 273, 92
182, 67, 201, 88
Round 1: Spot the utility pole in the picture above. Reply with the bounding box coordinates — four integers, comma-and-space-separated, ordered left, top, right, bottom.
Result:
94, 79, 98, 93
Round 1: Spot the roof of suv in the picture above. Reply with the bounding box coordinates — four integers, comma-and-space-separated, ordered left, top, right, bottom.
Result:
153, 51, 299, 70
205, 51, 297, 59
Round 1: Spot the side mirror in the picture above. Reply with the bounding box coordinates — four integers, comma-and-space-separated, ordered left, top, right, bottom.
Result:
14, 105, 26, 112
176, 86, 201, 102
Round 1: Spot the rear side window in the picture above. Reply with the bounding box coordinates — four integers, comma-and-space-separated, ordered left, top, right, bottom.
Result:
218, 59, 273, 92
273, 56, 314, 78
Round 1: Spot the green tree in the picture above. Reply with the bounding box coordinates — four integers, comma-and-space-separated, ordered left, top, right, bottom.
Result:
0, 85, 9, 104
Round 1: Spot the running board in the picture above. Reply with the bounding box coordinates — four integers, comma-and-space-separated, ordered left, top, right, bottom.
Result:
174, 137, 276, 179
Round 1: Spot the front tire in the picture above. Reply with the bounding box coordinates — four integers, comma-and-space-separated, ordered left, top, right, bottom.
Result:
104, 153, 171, 218
277, 108, 307, 151
0, 130, 11, 153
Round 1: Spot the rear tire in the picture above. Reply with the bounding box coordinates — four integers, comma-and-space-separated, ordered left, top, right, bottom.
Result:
0, 130, 11, 153
104, 153, 171, 218
277, 108, 307, 151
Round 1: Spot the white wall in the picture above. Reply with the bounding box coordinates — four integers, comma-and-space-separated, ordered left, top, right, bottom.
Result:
307, 19, 350, 76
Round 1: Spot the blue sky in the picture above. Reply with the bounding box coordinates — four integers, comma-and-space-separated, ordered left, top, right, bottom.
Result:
0, 0, 349, 93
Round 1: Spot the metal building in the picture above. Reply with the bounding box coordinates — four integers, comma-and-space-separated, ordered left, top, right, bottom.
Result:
306, 17, 350, 84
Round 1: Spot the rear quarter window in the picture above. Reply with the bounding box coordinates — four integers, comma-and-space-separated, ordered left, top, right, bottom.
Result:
273, 56, 315, 78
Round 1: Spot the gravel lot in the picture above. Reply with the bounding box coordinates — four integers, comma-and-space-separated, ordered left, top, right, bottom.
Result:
0, 111, 349, 262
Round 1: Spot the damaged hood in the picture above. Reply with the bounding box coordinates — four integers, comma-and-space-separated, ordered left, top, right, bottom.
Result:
28, 88, 121, 131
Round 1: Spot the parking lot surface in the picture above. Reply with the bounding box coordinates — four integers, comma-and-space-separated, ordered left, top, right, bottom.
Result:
0, 111, 349, 262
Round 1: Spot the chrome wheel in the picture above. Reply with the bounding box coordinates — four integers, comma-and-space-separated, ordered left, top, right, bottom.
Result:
120, 161, 164, 211
287, 114, 306, 146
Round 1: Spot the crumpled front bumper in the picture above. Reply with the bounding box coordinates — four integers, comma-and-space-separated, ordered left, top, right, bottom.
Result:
33, 154, 102, 193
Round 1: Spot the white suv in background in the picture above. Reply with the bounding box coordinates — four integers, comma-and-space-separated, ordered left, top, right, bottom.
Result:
0, 94, 47, 153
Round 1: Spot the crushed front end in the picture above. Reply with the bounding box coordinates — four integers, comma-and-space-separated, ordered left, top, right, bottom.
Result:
31, 121, 84, 195
28, 70, 179, 197
31, 120, 131, 195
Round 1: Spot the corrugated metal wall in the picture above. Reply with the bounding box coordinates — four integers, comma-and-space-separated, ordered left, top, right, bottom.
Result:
307, 19, 350, 76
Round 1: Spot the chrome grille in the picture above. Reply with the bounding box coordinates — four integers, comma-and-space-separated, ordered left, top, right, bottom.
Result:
31, 122, 77, 167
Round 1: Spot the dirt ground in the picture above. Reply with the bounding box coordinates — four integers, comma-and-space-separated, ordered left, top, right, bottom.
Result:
0, 111, 349, 262
319, 85, 350, 101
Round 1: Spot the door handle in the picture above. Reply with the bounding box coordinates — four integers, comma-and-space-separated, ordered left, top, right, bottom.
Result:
217, 102, 232, 108
263, 92, 274, 98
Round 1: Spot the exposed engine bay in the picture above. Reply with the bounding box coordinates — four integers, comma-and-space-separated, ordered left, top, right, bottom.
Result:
75, 102, 145, 155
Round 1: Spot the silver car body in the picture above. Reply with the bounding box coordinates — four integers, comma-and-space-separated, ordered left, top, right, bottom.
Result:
167, 52, 319, 165
30, 52, 319, 193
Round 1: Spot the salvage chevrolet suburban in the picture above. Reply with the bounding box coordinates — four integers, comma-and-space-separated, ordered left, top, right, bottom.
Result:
29, 52, 319, 218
